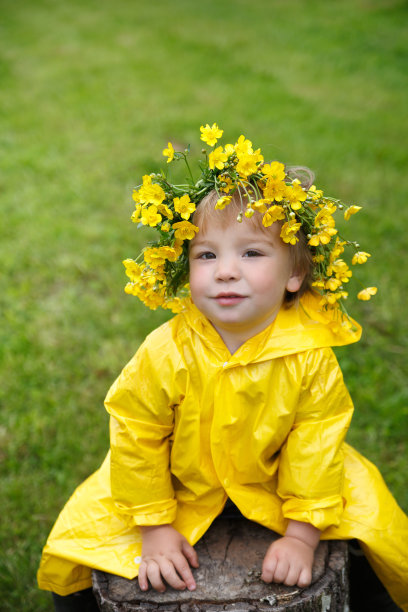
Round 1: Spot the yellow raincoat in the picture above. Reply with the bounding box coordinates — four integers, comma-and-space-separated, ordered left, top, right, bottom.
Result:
38, 293, 408, 610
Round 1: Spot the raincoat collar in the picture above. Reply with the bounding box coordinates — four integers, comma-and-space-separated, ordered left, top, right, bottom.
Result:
179, 292, 362, 365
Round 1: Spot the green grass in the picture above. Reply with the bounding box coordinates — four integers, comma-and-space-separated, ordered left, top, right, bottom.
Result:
1, 0, 407, 609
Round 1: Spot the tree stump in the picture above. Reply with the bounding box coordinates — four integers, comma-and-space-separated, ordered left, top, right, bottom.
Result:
93, 519, 349, 611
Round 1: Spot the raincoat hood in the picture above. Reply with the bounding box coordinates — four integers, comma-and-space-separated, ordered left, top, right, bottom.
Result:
181, 290, 362, 364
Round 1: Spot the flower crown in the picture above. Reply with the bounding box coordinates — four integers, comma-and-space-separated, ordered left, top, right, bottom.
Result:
123, 123, 377, 323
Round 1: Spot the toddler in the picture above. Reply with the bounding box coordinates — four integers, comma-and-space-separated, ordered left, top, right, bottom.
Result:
38, 125, 408, 611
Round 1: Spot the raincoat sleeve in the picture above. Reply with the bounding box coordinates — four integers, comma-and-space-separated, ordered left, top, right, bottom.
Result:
104, 325, 185, 526
277, 348, 353, 531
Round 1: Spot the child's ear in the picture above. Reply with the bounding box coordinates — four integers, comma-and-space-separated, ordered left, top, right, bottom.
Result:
286, 271, 304, 294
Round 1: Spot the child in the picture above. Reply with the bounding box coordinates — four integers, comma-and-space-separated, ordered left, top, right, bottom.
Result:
38, 125, 408, 611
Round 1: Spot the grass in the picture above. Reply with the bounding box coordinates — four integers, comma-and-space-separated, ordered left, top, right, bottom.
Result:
1, 0, 407, 609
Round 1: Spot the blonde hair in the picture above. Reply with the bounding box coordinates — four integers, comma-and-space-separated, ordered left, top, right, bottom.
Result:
192, 187, 314, 306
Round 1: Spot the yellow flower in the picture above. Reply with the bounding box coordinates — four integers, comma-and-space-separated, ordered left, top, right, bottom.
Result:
143, 248, 168, 269
234, 135, 253, 155
327, 259, 352, 283
325, 277, 342, 291
139, 175, 166, 206
163, 297, 187, 313
224, 143, 235, 156
173, 221, 199, 241
131, 205, 142, 223
219, 175, 235, 193
157, 203, 174, 220
352, 251, 371, 265
330, 238, 346, 260
308, 227, 337, 246
245, 207, 255, 218
159, 245, 181, 262
132, 189, 141, 203
200, 123, 223, 146
215, 195, 232, 210
174, 194, 196, 220
262, 205, 285, 227
262, 161, 286, 182
280, 219, 301, 244
161, 221, 171, 232
162, 142, 175, 163
312, 254, 325, 263
314, 204, 336, 227
320, 290, 348, 306
122, 259, 142, 281
141, 205, 162, 227
357, 287, 378, 301
344, 205, 362, 221
311, 278, 325, 289
172, 240, 184, 260
263, 178, 287, 202
235, 150, 263, 177
252, 199, 269, 213
209, 146, 228, 170
124, 282, 138, 296
284, 180, 307, 210
308, 185, 324, 201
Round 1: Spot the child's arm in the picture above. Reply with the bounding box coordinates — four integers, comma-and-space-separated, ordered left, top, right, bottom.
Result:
138, 524, 199, 592
261, 520, 321, 588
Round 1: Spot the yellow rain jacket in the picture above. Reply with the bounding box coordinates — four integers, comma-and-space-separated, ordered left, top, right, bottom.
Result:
38, 293, 408, 610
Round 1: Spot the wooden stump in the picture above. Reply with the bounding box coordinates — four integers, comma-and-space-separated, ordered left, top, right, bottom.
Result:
93, 519, 349, 611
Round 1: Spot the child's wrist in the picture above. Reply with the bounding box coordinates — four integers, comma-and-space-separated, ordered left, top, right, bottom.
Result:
284, 520, 321, 550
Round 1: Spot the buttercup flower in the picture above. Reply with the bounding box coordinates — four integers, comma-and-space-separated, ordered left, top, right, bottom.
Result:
141, 205, 162, 227
215, 195, 232, 210
357, 287, 377, 301
209, 146, 228, 171
200, 123, 223, 146
262, 161, 286, 182
344, 205, 362, 221
162, 142, 175, 163
122, 259, 142, 281
280, 220, 302, 245
262, 205, 285, 227
173, 221, 199, 241
352, 251, 371, 265
173, 195, 195, 220
284, 180, 307, 211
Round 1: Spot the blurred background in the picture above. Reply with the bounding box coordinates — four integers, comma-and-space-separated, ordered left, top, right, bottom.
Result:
1, 0, 407, 609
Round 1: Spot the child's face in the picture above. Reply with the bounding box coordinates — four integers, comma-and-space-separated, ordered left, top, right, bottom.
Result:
189, 216, 303, 352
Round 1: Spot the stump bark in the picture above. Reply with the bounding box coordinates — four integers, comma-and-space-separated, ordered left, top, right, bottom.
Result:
93, 519, 349, 611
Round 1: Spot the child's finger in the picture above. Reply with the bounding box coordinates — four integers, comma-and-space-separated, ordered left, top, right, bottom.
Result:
261, 554, 277, 583
283, 562, 300, 587
158, 558, 187, 591
137, 561, 149, 591
172, 552, 197, 591
270, 558, 289, 584
145, 560, 167, 593
181, 540, 199, 568
297, 566, 312, 588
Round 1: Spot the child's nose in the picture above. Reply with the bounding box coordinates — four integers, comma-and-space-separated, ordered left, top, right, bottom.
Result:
215, 256, 241, 281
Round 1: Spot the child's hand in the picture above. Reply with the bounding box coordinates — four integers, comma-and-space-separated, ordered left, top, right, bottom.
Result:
261, 520, 320, 588
261, 535, 315, 587
138, 524, 199, 593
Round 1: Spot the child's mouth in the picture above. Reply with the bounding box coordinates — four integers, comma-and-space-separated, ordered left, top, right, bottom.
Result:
213, 293, 246, 306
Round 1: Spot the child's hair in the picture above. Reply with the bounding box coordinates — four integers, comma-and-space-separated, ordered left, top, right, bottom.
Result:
193, 177, 314, 306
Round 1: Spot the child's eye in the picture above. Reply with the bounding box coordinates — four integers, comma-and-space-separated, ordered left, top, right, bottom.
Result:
198, 251, 216, 260
244, 250, 262, 257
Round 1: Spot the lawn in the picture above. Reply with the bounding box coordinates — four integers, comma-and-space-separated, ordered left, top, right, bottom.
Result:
0, 0, 407, 609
